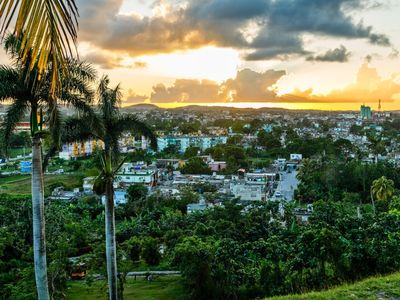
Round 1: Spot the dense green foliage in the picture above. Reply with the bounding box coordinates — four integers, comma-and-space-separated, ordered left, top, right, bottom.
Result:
2, 166, 400, 299
205, 144, 248, 173
296, 159, 400, 204
180, 157, 212, 175
0, 195, 103, 299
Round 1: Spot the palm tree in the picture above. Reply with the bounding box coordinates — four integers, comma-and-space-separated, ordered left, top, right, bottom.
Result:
371, 176, 395, 214
0, 36, 96, 300
0, 0, 79, 95
62, 76, 157, 300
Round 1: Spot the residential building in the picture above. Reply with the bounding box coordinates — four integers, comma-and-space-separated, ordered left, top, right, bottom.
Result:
83, 177, 96, 194
115, 162, 158, 186
208, 161, 227, 172
101, 190, 127, 205
290, 154, 303, 161
245, 173, 277, 185
157, 135, 228, 152
231, 184, 266, 201
59, 140, 104, 160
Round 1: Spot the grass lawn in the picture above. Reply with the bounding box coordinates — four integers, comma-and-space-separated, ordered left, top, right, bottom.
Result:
66, 276, 186, 300
267, 272, 400, 300
8, 147, 31, 158
0, 173, 84, 196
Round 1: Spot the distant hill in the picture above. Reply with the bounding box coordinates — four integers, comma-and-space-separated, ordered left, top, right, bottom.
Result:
122, 103, 162, 111
117, 102, 400, 114
267, 272, 400, 300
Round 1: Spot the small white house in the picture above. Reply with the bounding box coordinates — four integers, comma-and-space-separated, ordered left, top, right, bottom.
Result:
231, 184, 266, 201
101, 190, 128, 205
82, 177, 96, 194
115, 162, 158, 186
290, 153, 303, 161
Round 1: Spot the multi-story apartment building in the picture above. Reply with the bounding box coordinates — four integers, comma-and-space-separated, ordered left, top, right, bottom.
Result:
157, 135, 228, 152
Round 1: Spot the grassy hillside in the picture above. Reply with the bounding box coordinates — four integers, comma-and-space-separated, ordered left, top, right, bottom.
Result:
268, 272, 400, 300
66, 276, 186, 300
0, 173, 84, 196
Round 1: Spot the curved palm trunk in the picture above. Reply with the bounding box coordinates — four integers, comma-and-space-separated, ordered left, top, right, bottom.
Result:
31, 136, 50, 299
105, 175, 118, 300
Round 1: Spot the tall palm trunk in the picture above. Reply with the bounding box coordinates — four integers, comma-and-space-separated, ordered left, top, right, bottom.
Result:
105, 174, 118, 300
31, 136, 50, 300
370, 188, 376, 216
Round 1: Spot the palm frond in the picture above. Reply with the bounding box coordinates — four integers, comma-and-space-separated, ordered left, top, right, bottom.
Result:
3, 33, 20, 57
1, 97, 29, 153
61, 116, 97, 143
0, 65, 23, 101
98, 75, 122, 121
63, 78, 95, 102
42, 144, 58, 171
67, 58, 97, 83
115, 114, 158, 150
47, 100, 62, 148
0, 0, 79, 95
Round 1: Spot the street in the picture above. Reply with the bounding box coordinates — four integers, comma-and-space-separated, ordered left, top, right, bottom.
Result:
274, 170, 299, 201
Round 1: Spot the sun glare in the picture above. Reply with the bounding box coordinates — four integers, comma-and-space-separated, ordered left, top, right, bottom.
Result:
143, 47, 240, 82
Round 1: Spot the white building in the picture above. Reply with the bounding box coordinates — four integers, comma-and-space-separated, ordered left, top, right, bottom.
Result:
245, 173, 277, 185
83, 177, 95, 194
101, 190, 128, 205
115, 162, 158, 186
290, 153, 303, 161
231, 184, 266, 201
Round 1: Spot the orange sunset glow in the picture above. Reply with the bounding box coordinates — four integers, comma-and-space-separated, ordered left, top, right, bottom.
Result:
2, 0, 398, 110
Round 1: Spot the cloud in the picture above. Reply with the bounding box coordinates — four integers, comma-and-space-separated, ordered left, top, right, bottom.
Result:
306, 45, 351, 62
133, 61, 147, 68
147, 64, 400, 104
389, 48, 399, 59
222, 69, 286, 101
289, 63, 400, 102
125, 89, 148, 104
83, 51, 123, 69
83, 51, 148, 69
76, 0, 391, 63
150, 79, 223, 103
149, 68, 286, 103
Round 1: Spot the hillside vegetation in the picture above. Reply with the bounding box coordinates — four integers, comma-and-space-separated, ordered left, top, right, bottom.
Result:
268, 272, 400, 300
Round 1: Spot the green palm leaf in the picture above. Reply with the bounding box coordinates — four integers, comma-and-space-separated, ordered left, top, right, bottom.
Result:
0, 0, 78, 95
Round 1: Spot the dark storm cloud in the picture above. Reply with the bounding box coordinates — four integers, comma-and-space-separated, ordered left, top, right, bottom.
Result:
76, 0, 391, 62
306, 45, 351, 62
186, 0, 269, 20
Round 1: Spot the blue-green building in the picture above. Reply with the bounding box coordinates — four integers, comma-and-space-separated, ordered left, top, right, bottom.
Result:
360, 105, 372, 119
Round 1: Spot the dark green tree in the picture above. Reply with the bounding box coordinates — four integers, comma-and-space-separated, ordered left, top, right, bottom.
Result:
181, 157, 211, 174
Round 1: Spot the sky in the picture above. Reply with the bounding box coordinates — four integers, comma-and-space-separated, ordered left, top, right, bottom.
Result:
3, 0, 400, 110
